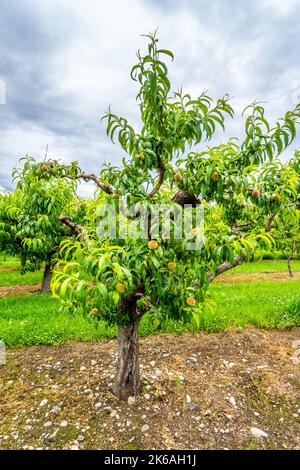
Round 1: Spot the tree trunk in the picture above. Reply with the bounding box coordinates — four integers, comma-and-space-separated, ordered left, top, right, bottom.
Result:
41, 263, 53, 292
288, 257, 293, 278
113, 299, 142, 401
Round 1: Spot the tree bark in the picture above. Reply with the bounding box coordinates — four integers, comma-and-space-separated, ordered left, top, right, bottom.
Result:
266, 212, 276, 233
113, 298, 142, 401
288, 257, 293, 278
41, 263, 53, 292
207, 252, 246, 281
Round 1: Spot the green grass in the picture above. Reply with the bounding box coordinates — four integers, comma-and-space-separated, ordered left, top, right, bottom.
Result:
0, 270, 43, 287
0, 254, 21, 270
1, 278, 299, 347
0, 257, 299, 288
205, 279, 300, 331
0, 254, 43, 286
223, 259, 300, 275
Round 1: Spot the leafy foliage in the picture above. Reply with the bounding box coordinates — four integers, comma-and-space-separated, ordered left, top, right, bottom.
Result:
0, 157, 81, 272
50, 33, 299, 330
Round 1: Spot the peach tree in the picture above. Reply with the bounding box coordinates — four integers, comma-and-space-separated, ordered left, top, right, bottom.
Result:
52, 33, 300, 400
0, 157, 82, 291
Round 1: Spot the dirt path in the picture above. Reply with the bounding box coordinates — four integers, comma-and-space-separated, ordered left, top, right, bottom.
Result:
1, 328, 299, 450
215, 271, 300, 283
0, 284, 41, 297
1, 271, 299, 298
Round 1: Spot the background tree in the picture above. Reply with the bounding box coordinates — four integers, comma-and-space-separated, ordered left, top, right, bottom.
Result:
0, 157, 82, 291
52, 32, 300, 400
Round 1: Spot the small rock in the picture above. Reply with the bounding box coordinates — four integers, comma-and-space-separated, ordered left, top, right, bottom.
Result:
229, 396, 236, 408
91, 360, 97, 366
144, 394, 151, 400
50, 406, 61, 414
250, 427, 268, 438
141, 424, 150, 433
187, 356, 198, 364
70, 445, 79, 450
127, 396, 135, 405
187, 403, 197, 411
60, 421, 68, 427
186, 394, 192, 404
39, 399, 48, 407
44, 421, 52, 427
95, 402, 102, 409
77, 435, 85, 441
150, 361, 156, 367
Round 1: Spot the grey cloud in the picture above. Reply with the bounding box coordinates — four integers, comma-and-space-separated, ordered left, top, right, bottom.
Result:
0, 0, 299, 191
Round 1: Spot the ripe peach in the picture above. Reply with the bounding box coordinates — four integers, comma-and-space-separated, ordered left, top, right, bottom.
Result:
211, 172, 220, 182
186, 296, 196, 306
167, 261, 176, 271
115, 282, 125, 294
175, 172, 183, 182
148, 240, 158, 250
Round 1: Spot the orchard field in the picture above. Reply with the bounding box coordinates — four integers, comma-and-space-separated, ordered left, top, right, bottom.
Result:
1, 32, 300, 451
1, 254, 300, 450
1, 255, 300, 347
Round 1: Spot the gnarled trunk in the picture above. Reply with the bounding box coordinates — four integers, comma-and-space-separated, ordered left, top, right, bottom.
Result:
113, 297, 142, 401
41, 263, 53, 292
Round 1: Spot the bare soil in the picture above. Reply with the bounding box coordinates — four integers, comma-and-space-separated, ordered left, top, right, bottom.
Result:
0, 284, 41, 297
215, 272, 300, 283
1, 328, 299, 450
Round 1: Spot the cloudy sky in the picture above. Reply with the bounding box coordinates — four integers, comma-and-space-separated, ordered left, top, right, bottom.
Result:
0, 0, 299, 193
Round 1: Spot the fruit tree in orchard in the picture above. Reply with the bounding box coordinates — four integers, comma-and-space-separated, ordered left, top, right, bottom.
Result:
0, 157, 84, 291
52, 33, 300, 400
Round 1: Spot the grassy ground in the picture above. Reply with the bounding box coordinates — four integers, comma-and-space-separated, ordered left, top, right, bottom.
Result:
0, 270, 43, 287
0, 254, 43, 287
225, 259, 300, 275
1, 256, 300, 450
0, 254, 20, 269
0, 278, 299, 347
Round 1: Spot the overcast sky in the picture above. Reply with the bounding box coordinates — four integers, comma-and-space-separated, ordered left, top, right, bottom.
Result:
0, 0, 299, 193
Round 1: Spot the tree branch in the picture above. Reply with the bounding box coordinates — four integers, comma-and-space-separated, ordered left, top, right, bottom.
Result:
207, 252, 246, 281
77, 173, 115, 195
59, 215, 91, 245
148, 163, 166, 197
266, 212, 276, 232
61, 172, 115, 195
